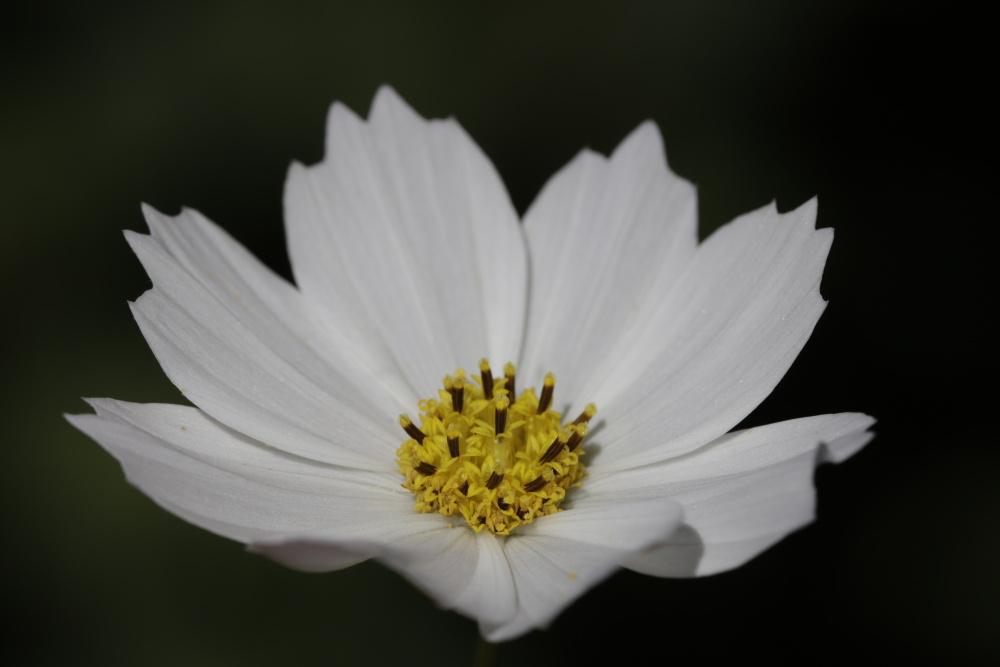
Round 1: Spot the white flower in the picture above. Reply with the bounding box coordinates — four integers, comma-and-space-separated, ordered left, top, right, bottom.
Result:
68, 87, 874, 641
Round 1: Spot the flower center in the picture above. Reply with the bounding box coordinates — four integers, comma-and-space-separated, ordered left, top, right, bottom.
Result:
396, 359, 596, 535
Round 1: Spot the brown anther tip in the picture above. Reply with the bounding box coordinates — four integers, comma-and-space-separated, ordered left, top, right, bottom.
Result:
523, 476, 548, 493
504, 362, 516, 398
446, 425, 461, 458
399, 414, 427, 442
567, 423, 587, 451
494, 395, 510, 435
450, 376, 465, 414
479, 359, 494, 398
540, 435, 567, 464
414, 461, 437, 476
486, 471, 504, 490
537, 372, 556, 414
573, 403, 598, 425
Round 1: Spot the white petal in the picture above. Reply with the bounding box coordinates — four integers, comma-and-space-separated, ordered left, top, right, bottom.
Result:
128, 220, 401, 470
141, 204, 415, 410
284, 86, 527, 396
253, 516, 518, 627
248, 512, 457, 572
589, 199, 833, 469
452, 530, 518, 627
520, 122, 698, 405
482, 499, 683, 641
66, 400, 407, 561
578, 413, 875, 577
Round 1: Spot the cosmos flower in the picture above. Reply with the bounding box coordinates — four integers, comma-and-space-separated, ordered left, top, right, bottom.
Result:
67, 87, 874, 641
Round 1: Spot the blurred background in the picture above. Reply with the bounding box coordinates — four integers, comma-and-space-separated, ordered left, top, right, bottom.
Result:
3, 1, 995, 664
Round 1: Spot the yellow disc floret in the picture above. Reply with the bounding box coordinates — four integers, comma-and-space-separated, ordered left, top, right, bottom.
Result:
396, 360, 596, 535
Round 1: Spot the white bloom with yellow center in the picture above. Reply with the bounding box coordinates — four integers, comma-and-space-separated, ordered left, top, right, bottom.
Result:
68, 87, 874, 641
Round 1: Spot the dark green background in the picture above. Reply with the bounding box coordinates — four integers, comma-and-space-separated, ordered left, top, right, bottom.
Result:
4, 1, 995, 664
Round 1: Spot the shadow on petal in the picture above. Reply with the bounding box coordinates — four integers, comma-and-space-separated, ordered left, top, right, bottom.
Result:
626, 524, 705, 577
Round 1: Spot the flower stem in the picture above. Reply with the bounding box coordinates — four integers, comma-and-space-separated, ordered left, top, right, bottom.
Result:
473, 633, 499, 667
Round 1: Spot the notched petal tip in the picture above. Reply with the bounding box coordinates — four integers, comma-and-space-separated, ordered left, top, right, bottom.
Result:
122, 227, 149, 250
285, 159, 308, 177
323, 100, 365, 153
612, 119, 665, 158
139, 201, 189, 235
63, 409, 89, 428
134, 202, 171, 240
371, 84, 411, 115
818, 413, 876, 464
77, 396, 110, 414
772, 195, 820, 230
608, 119, 699, 194
139, 200, 160, 220
795, 195, 819, 223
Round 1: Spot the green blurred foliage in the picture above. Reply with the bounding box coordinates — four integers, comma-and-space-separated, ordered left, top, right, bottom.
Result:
2, 0, 995, 664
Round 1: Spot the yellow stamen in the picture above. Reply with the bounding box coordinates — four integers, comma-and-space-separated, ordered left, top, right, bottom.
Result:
398, 414, 426, 442
396, 360, 595, 535
494, 395, 509, 436
446, 423, 461, 458
479, 359, 494, 399
450, 376, 465, 414
537, 372, 556, 414
573, 403, 598, 425
503, 362, 516, 399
